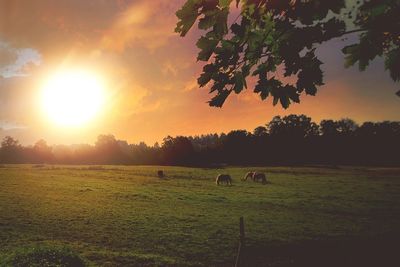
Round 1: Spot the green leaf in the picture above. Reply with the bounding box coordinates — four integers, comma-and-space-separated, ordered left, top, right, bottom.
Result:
279, 94, 290, 109
369, 3, 387, 18
219, 0, 232, 8
254, 77, 282, 101
272, 96, 279, 106
198, 10, 219, 30
252, 63, 267, 76
198, 64, 216, 87
209, 89, 231, 107
198, 72, 212, 87
213, 8, 229, 36
233, 72, 244, 93
231, 23, 245, 38
175, 0, 201, 36
196, 37, 218, 61
305, 85, 317, 96
241, 64, 251, 77
384, 49, 400, 82
286, 85, 300, 103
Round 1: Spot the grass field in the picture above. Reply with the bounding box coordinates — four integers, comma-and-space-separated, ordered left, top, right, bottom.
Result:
0, 165, 400, 266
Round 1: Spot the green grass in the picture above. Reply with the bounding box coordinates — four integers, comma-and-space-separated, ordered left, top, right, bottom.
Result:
0, 165, 399, 266
1, 245, 86, 267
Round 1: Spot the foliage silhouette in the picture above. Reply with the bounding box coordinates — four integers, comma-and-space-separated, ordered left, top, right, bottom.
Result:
0, 115, 399, 166
175, 0, 400, 108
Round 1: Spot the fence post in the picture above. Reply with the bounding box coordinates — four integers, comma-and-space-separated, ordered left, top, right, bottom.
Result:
235, 216, 245, 267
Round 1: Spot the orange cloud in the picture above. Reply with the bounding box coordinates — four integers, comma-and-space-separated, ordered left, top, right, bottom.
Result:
101, 1, 182, 52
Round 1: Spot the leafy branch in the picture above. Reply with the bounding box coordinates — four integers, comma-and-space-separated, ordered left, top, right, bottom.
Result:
176, 0, 400, 108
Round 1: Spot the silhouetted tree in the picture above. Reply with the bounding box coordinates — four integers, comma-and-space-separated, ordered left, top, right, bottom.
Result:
0, 136, 23, 163
33, 139, 54, 163
162, 136, 195, 165
223, 130, 253, 164
0, 115, 399, 166
94, 134, 130, 164
320, 120, 340, 137
253, 126, 268, 137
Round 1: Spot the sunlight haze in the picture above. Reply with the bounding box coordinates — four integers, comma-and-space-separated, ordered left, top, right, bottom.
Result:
40, 69, 106, 127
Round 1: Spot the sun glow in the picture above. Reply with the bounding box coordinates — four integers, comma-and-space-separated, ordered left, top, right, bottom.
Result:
41, 69, 105, 127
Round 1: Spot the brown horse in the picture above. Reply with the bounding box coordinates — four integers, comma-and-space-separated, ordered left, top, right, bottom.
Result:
253, 172, 267, 184
216, 174, 232, 185
243, 171, 268, 184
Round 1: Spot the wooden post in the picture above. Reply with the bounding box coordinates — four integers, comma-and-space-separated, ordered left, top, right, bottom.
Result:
235, 216, 245, 267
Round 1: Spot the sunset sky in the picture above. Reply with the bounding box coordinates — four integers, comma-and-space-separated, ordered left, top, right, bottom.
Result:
0, 0, 399, 146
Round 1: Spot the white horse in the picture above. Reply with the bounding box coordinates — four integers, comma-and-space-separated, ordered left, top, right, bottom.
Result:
242, 171, 255, 181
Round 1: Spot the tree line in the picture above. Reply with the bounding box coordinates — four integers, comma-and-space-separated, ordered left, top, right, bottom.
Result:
1, 114, 399, 166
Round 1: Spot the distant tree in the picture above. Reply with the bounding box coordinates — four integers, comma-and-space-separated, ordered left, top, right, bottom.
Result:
336, 118, 358, 135
320, 119, 340, 137
154, 142, 160, 149
222, 130, 253, 164
0, 136, 23, 163
374, 121, 400, 138
267, 115, 319, 138
1, 136, 20, 148
253, 126, 268, 136
357, 121, 377, 138
0, 115, 398, 166
95, 135, 129, 164
162, 136, 195, 165
131, 142, 161, 165
33, 139, 54, 163
95, 134, 118, 149
175, 0, 400, 108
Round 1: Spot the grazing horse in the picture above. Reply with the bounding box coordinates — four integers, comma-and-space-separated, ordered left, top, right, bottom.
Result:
242, 171, 255, 181
216, 174, 232, 185
253, 172, 267, 184
157, 170, 164, 178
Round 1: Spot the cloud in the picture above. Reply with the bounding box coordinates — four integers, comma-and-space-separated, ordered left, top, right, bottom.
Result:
101, 1, 184, 52
0, 43, 18, 68
0, 43, 42, 77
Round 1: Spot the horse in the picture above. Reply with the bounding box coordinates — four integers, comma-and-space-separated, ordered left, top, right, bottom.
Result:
216, 174, 232, 185
157, 170, 164, 178
253, 172, 267, 184
242, 171, 255, 181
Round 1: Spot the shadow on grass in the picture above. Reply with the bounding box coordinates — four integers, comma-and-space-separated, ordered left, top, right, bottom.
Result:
243, 233, 400, 267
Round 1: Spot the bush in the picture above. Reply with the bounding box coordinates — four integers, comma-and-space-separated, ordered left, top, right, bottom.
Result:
1, 245, 86, 267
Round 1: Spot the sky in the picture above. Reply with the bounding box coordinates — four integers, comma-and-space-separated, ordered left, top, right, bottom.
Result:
0, 0, 399, 146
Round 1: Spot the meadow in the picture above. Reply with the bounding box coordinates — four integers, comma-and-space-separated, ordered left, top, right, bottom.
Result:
0, 165, 399, 266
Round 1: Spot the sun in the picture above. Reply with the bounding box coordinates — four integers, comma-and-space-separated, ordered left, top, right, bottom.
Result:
41, 69, 105, 127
